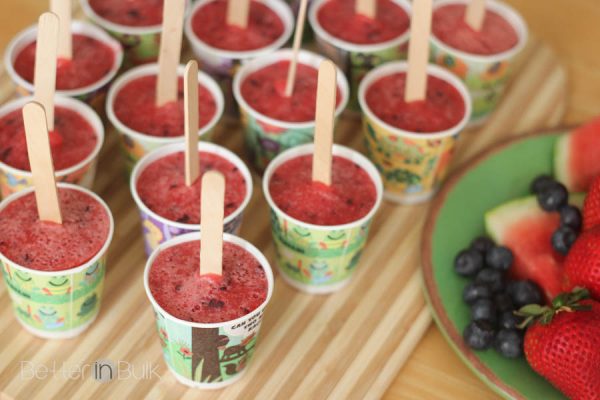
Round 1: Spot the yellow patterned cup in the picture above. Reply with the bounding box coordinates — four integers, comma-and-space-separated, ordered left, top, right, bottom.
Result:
358, 61, 471, 204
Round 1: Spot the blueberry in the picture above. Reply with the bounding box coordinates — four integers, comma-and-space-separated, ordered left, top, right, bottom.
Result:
470, 236, 495, 255
463, 321, 496, 350
494, 329, 523, 358
486, 246, 514, 271
559, 205, 582, 231
499, 311, 521, 330
463, 282, 492, 305
475, 268, 505, 293
530, 175, 557, 194
537, 183, 569, 212
454, 249, 484, 277
494, 292, 514, 312
507, 280, 543, 308
471, 299, 497, 324
552, 226, 578, 255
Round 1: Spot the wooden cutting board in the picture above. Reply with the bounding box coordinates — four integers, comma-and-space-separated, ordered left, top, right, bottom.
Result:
0, 34, 566, 399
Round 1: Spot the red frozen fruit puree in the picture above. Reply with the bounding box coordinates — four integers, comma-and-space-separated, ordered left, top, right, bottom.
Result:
241, 60, 341, 122
269, 155, 376, 225
192, 0, 284, 51
89, 0, 163, 27
149, 240, 268, 323
317, 0, 409, 45
0, 188, 110, 271
366, 72, 465, 133
114, 75, 216, 137
14, 34, 115, 91
136, 152, 246, 224
432, 4, 519, 55
0, 106, 97, 171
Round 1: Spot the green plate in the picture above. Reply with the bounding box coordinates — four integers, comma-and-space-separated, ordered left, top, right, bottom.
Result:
422, 132, 568, 400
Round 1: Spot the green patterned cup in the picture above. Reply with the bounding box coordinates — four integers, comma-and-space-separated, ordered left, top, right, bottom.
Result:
309, 0, 411, 111
263, 144, 383, 294
430, 0, 528, 126
233, 49, 349, 171
144, 232, 274, 389
0, 184, 114, 339
106, 63, 224, 174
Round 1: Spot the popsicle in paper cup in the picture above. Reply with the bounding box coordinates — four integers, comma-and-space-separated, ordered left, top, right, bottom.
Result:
358, 61, 471, 204
429, 0, 528, 125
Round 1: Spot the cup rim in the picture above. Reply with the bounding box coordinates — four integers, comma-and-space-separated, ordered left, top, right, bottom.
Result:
308, 0, 412, 53
143, 232, 275, 329
78, 0, 191, 34
130, 141, 254, 230
0, 95, 105, 179
430, 0, 529, 63
232, 48, 350, 129
4, 20, 124, 97
184, 0, 294, 60
262, 143, 384, 231
357, 61, 472, 140
106, 63, 225, 145
0, 183, 115, 276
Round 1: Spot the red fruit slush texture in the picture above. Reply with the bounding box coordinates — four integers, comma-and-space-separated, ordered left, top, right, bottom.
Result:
0, 188, 110, 271
317, 0, 409, 45
240, 60, 342, 123
14, 34, 115, 91
114, 75, 216, 137
432, 4, 519, 55
136, 151, 247, 224
365, 72, 466, 133
89, 0, 164, 27
269, 155, 377, 226
149, 240, 268, 323
192, 0, 284, 51
0, 106, 97, 171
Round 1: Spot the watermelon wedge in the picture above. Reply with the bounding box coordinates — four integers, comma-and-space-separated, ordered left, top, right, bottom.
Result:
485, 194, 585, 303
555, 117, 600, 192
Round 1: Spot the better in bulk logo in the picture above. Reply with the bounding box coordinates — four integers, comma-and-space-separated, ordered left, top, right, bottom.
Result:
19, 359, 161, 382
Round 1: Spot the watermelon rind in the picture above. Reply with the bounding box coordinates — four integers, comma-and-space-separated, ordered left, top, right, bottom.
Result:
554, 133, 574, 191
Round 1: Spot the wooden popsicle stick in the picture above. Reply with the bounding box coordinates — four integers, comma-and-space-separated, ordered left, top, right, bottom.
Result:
184, 60, 200, 186
312, 60, 337, 186
50, 0, 72, 59
155, 0, 186, 106
404, 0, 433, 102
22, 102, 62, 224
33, 12, 59, 131
226, 0, 250, 29
284, 0, 309, 96
199, 171, 225, 277
355, 0, 376, 19
465, 0, 486, 31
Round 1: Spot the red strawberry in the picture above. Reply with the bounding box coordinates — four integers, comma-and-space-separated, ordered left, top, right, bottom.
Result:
564, 227, 600, 299
583, 176, 600, 231
519, 289, 600, 400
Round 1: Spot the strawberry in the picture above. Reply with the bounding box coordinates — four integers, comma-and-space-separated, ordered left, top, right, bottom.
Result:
583, 176, 600, 231
518, 288, 600, 400
564, 227, 600, 300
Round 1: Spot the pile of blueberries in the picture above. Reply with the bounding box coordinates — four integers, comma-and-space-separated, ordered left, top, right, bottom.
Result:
531, 175, 582, 254
455, 237, 543, 358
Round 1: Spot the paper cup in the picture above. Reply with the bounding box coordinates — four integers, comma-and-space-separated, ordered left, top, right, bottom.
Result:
4, 20, 124, 114
233, 49, 349, 171
0, 96, 104, 199
358, 61, 471, 204
184, 0, 294, 115
131, 142, 253, 256
309, 0, 411, 111
106, 63, 224, 174
144, 232, 274, 388
0, 184, 114, 339
430, 0, 528, 126
263, 144, 383, 294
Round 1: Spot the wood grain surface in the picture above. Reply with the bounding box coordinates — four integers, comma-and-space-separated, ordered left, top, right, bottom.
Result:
0, 1, 597, 399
